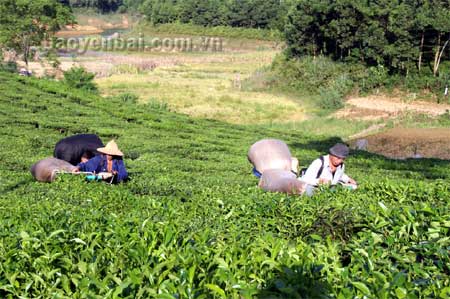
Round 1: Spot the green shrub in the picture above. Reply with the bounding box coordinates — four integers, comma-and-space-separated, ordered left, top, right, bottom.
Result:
272, 53, 448, 105
0, 61, 18, 73
318, 87, 344, 110
63, 67, 98, 92
271, 55, 352, 93
117, 92, 139, 104
241, 67, 279, 92
333, 74, 354, 95
364, 65, 388, 90
318, 74, 353, 110
271, 55, 354, 110
146, 97, 169, 111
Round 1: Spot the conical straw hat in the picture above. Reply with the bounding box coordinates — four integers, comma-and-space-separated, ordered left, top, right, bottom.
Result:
97, 140, 124, 156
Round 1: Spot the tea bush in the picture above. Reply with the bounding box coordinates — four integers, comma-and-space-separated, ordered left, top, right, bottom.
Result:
0, 61, 18, 73
63, 67, 98, 93
0, 71, 449, 298
115, 92, 139, 104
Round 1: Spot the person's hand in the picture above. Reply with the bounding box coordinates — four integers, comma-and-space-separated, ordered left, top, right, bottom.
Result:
112, 170, 118, 175
348, 178, 357, 185
97, 172, 113, 179
319, 178, 331, 185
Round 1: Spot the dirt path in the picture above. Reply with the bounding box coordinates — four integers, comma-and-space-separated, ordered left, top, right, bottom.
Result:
341, 95, 450, 119
339, 95, 450, 159
350, 127, 450, 160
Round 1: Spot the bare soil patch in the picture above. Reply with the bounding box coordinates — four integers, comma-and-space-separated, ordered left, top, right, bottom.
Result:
56, 15, 131, 37
335, 95, 450, 121
348, 95, 450, 116
56, 24, 103, 37
350, 128, 450, 160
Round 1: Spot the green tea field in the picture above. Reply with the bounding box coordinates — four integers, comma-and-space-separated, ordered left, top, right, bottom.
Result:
1, 71, 450, 298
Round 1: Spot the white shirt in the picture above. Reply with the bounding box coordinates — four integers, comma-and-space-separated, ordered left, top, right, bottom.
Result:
300, 154, 350, 186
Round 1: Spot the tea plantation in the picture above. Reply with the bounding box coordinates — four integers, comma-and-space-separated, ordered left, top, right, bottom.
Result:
0, 71, 449, 298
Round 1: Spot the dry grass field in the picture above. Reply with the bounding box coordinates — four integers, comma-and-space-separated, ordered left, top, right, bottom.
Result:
93, 50, 307, 124
52, 12, 306, 125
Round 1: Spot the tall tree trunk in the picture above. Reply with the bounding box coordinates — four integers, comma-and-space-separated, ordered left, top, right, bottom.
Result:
434, 33, 450, 77
312, 35, 316, 59
433, 33, 441, 76
406, 59, 409, 76
418, 31, 424, 72
22, 35, 30, 68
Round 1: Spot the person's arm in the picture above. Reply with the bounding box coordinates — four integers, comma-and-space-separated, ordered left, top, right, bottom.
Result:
113, 160, 128, 182
339, 165, 356, 185
300, 158, 322, 186
77, 155, 101, 173
340, 173, 350, 184
291, 157, 299, 176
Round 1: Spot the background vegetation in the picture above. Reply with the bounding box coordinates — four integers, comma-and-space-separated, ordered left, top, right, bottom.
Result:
54, 0, 450, 109
0, 0, 73, 66
283, 0, 450, 103
61, 0, 289, 30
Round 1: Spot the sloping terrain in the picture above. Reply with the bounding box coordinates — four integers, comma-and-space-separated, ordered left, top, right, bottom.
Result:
0, 72, 449, 298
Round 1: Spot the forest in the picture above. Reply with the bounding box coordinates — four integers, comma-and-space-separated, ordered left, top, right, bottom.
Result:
60, 0, 288, 30
284, 0, 450, 77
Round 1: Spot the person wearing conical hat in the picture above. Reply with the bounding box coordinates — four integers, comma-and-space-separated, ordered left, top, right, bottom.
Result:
74, 140, 128, 183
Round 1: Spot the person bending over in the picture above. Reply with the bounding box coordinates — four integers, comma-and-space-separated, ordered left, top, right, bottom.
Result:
74, 140, 128, 183
300, 143, 357, 196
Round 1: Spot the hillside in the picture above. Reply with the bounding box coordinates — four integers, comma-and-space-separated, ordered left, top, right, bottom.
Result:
0, 71, 449, 298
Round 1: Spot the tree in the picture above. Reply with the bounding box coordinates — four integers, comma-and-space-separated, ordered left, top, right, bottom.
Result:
429, 0, 450, 76
65, 0, 123, 12
63, 67, 98, 92
284, 0, 331, 58
140, 0, 179, 24
122, 0, 143, 12
284, 0, 449, 75
179, 0, 226, 27
415, 0, 433, 72
382, 1, 417, 74
0, 0, 73, 67
127, 0, 288, 29
226, 0, 254, 27
251, 0, 281, 29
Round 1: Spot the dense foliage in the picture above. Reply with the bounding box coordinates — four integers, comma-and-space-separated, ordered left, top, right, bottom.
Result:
1, 71, 450, 298
0, 0, 73, 66
63, 67, 98, 92
60, 0, 289, 30
285, 0, 450, 76
269, 55, 450, 110
133, 22, 282, 41
60, 0, 124, 13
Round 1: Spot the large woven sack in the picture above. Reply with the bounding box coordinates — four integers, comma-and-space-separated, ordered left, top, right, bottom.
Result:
54, 134, 103, 166
31, 157, 77, 182
258, 169, 305, 195
248, 139, 292, 173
